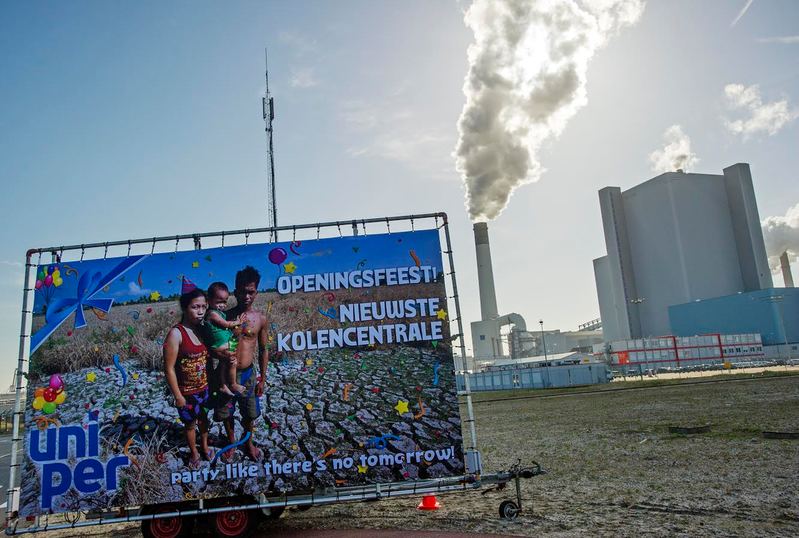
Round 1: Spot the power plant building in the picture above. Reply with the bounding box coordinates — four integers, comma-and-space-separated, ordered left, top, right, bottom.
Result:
594, 163, 775, 342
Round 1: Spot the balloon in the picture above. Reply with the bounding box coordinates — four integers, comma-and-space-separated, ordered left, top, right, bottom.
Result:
43, 388, 57, 402
268, 247, 287, 265
42, 402, 56, 414
32, 396, 45, 410
52, 269, 60, 279
49, 374, 64, 391
34, 387, 45, 398
44, 274, 53, 287
53, 277, 63, 287
38, 269, 45, 281
54, 391, 66, 405
35, 280, 43, 290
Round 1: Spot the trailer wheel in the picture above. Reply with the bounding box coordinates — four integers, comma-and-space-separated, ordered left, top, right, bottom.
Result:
499, 500, 519, 520
141, 505, 193, 538
212, 507, 259, 538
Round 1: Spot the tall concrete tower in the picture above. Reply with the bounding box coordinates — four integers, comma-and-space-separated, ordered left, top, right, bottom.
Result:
781, 251, 795, 287
470, 222, 503, 359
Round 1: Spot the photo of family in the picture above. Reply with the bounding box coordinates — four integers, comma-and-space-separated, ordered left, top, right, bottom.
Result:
21, 229, 464, 516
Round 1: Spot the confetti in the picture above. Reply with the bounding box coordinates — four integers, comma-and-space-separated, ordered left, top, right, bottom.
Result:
113, 354, 128, 386
394, 400, 409, 415
284, 261, 297, 274
409, 250, 421, 267
414, 397, 426, 420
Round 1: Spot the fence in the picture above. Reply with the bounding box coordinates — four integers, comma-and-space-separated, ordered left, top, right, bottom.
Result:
457, 363, 610, 392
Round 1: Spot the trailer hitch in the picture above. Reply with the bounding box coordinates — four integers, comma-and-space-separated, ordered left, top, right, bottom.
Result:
482, 459, 546, 520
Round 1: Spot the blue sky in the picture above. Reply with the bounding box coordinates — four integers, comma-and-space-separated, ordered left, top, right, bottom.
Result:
1, 1, 798, 389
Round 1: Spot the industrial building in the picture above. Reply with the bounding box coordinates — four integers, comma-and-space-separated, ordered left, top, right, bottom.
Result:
593, 162, 797, 360
466, 222, 609, 388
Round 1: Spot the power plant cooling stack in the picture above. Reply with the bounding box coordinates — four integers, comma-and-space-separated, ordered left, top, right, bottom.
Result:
471, 222, 502, 360
473, 222, 499, 320
781, 251, 795, 288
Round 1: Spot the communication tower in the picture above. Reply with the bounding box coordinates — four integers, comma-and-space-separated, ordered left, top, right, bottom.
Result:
263, 49, 277, 240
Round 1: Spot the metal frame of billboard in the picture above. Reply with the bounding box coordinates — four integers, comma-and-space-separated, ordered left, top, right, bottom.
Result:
6, 212, 487, 535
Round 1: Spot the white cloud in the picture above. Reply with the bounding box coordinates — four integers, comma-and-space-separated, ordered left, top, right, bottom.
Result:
730, 0, 754, 27
723, 83, 799, 138
278, 31, 318, 55
0, 260, 23, 268
756, 36, 799, 44
453, 0, 645, 222
340, 98, 455, 181
119, 282, 151, 297
289, 68, 319, 89
762, 203, 799, 273
648, 125, 699, 173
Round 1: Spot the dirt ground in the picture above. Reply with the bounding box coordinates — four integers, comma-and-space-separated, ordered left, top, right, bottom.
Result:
20, 373, 799, 537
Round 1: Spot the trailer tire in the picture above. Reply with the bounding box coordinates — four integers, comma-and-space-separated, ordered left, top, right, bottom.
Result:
212, 506, 260, 538
499, 500, 519, 520
141, 504, 193, 538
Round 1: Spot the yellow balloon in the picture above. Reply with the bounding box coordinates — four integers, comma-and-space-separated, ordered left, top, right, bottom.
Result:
32, 396, 45, 410
54, 391, 66, 405
53, 277, 63, 287
52, 269, 60, 278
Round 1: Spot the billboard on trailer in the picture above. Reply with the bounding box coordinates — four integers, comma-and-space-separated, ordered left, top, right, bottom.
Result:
20, 228, 464, 516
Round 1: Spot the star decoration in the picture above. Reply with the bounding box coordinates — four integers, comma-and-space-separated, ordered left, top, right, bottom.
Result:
436, 308, 448, 320
150, 291, 161, 301
86, 372, 97, 382
357, 464, 368, 474
394, 400, 409, 415
284, 261, 297, 274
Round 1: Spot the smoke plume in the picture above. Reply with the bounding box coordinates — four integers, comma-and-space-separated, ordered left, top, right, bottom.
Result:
454, 0, 645, 222
648, 125, 698, 173
762, 202, 799, 272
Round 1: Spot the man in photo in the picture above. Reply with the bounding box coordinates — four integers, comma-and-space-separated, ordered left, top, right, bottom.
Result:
214, 265, 269, 462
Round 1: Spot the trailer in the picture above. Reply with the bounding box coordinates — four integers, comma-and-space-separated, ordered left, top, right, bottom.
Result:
4, 213, 543, 537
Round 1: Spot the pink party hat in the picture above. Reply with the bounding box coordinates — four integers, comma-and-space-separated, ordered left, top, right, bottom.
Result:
181, 276, 197, 295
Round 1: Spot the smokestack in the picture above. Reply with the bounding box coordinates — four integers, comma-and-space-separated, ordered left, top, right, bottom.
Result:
781, 251, 795, 287
473, 222, 499, 321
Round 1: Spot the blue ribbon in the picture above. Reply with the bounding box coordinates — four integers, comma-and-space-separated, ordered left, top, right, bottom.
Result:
211, 431, 252, 466
30, 255, 147, 355
113, 354, 128, 387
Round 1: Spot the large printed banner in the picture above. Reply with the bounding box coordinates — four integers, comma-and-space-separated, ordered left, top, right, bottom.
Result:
21, 229, 463, 515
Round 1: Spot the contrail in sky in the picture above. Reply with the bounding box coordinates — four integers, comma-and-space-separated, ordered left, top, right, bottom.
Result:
454, 0, 645, 222
731, 0, 754, 27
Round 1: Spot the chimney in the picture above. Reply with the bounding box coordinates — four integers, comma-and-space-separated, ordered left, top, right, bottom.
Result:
781, 251, 795, 287
473, 222, 499, 321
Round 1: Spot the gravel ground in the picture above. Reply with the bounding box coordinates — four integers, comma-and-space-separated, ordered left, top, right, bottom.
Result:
18, 373, 799, 537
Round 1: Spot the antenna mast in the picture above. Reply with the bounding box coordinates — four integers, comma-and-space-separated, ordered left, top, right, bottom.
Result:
263, 49, 277, 240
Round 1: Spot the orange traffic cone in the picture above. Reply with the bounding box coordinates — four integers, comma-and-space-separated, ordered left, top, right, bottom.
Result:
417, 494, 441, 510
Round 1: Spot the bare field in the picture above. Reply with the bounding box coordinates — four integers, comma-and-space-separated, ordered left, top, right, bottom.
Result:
24, 374, 799, 537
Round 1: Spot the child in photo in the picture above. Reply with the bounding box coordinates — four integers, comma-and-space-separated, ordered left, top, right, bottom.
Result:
204, 282, 244, 396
